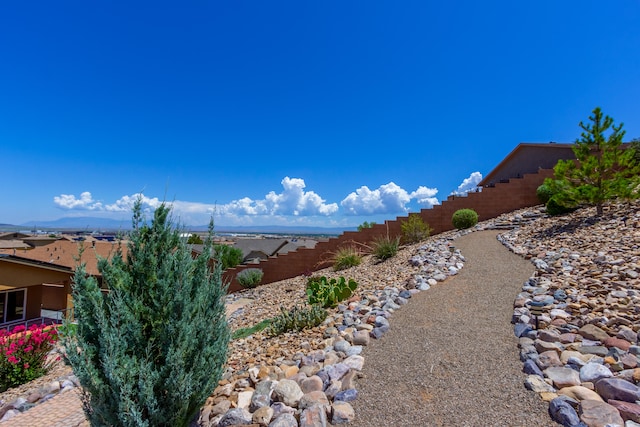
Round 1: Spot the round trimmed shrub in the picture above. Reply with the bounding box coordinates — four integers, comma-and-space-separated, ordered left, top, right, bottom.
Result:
452, 209, 478, 230
536, 184, 554, 204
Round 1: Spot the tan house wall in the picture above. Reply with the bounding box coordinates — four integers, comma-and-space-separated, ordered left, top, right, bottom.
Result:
223, 168, 554, 292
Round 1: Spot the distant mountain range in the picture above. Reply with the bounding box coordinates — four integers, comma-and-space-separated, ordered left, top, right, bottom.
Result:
1, 217, 354, 236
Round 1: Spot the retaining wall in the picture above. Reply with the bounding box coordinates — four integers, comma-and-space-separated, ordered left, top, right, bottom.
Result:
223, 168, 554, 292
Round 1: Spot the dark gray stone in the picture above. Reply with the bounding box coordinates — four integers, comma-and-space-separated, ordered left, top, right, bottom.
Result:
334, 389, 358, 402
548, 397, 586, 427
218, 408, 253, 427
522, 359, 544, 377
595, 377, 640, 403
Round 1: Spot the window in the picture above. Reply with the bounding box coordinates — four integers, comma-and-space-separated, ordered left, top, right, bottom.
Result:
0, 289, 27, 324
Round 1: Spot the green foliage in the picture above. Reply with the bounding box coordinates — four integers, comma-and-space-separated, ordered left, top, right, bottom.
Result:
266, 305, 328, 337
0, 324, 59, 392
550, 107, 640, 216
451, 209, 478, 230
371, 235, 400, 261
214, 244, 244, 270
536, 184, 554, 204
332, 246, 362, 271
62, 199, 230, 427
186, 233, 203, 244
236, 268, 264, 288
357, 221, 377, 232
630, 137, 640, 165
401, 213, 431, 243
232, 318, 272, 340
545, 195, 577, 216
306, 276, 358, 308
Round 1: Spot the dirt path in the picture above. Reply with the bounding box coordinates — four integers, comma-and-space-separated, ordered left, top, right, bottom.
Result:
347, 230, 558, 427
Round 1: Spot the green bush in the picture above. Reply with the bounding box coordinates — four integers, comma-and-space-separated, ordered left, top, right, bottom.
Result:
401, 213, 431, 243
452, 208, 478, 229
214, 244, 244, 270
63, 199, 229, 427
266, 305, 328, 336
306, 276, 358, 308
536, 184, 554, 204
332, 246, 362, 271
236, 268, 263, 288
545, 195, 576, 216
371, 235, 400, 261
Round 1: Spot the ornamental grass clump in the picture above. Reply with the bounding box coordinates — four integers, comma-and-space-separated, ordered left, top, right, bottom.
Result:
0, 324, 59, 392
452, 208, 478, 230
371, 235, 400, 261
62, 198, 230, 427
332, 246, 362, 271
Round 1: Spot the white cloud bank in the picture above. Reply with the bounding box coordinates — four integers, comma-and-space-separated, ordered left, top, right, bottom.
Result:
54, 175, 490, 225
340, 182, 439, 215
451, 171, 483, 196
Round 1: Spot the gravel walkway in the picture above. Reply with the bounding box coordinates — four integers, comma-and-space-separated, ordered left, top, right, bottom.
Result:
347, 230, 558, 427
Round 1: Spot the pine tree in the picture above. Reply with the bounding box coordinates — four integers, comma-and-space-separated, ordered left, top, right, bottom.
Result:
63, 198, 230, 427
546, 107, 640, 216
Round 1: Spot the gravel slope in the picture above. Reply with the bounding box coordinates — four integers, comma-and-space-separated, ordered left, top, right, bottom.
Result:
347, 230, 558, 427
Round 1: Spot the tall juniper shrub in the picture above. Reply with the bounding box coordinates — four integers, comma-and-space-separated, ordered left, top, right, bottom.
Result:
62, 198, 230, 427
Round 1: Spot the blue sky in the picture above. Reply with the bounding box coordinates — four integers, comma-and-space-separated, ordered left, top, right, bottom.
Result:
1, 1, 638, 229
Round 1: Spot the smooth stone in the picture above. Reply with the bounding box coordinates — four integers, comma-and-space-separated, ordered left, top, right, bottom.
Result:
333, 340, 351, 354
537, 350, 564, 370
595, 378, 640, 403
548, 397, 585, 427
352, 330, 370, 346
331, 401, 355, 424
268, 412, 298, 427
538, 329, 562, 343
579, 324, 610, 342
334, 388, 358, 402
236, 390, 253, 410
579, 399, 624, 427
545, 367, 581, 388
273, 379, 304, 407
345, 345, 363, 357
343, 355, 364, 371
300, 404, 328, 427
340, 370, 357, 390
253, 406, 275, 426
270, 402, 296, 419
558, 386, 604, 402
525, 374, 556, 393
604, 337, 632, 351
514, 323, 533, 338
299, 391, 330, 411
218, 408, 253, 427
301, 376, 324, 393
608, 400, 640, 423
523, 359, 545, 377
580, 363, 613, 383
535, 339, 564, 354
578, 346, 609, 357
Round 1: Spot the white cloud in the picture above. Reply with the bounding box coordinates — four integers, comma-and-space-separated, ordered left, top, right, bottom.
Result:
341, 182, 440, 215
53, 192, 103, 210
221, 177, 339, 217
104, 194, 162, 212
451, 172, 483, 196
410, 186, 440, 208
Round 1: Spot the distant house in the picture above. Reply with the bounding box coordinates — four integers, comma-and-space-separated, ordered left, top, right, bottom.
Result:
232, 238, 319, 264
0, 240, 124, 328
479, 143, 576, 188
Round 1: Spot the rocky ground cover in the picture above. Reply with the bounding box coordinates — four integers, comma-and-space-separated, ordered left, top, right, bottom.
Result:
502, 200, 640, 426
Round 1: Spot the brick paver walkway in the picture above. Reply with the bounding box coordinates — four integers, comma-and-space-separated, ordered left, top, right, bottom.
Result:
0, 388, 87, 427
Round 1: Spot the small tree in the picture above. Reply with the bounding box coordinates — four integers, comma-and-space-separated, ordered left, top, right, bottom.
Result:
214, 244, 244, 270
546, 107, 640, 216
63, 198, 230, 427
401, 213, 431, 243
186, 233, 203, 244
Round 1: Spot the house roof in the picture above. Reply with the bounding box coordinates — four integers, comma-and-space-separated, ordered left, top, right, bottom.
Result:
0, 232, 30, 240
232, 239, 290, 260
479, 142, 576, 187
0, 240, 127, 276
0, 240, 31, 250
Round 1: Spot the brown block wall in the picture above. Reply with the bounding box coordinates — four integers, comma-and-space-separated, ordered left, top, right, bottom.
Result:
223, 168, 554, 292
